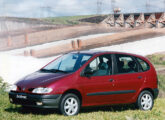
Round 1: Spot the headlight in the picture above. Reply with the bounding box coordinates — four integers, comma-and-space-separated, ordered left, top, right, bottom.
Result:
10, 85, 17, 91
32, 87, 53, 94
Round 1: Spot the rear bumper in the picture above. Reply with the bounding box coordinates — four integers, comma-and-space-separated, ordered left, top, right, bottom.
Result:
153, 88, 159, 99
9, 92, 62, 108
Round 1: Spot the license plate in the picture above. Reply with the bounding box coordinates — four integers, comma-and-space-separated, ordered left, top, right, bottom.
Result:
16, 95, 27, 99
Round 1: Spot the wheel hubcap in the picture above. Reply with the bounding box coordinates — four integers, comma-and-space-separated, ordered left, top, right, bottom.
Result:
141, 94, 152, 110
64, 97, 78, 115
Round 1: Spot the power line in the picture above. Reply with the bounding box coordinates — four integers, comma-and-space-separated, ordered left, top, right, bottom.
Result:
164, 0, 165, 11
40, 6, 53, 18
145, 0, 150, 13
111, 0, 116, 13
97, 0, 102, 15
0, 0, 8, 32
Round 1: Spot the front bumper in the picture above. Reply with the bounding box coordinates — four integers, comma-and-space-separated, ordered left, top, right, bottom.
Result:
9, 92, 62, 108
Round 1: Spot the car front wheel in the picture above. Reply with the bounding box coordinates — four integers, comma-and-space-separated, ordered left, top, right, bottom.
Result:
136, 90, 154, 111
59, 93, 80, 116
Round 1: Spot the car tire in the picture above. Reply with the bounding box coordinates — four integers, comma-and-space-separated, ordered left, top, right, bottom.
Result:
136, 90, 154, 111
59, 93, 80, 116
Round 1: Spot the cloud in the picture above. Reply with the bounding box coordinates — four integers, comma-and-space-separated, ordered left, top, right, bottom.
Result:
51, 0, 89, 16
0, 0, 44, 17
44, 0, 97, 16
0, 0, 164, 18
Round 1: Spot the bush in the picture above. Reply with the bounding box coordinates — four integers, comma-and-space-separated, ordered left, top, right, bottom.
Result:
158, 75, 165, 91
0, 77, 8, 93
158, 74, 165, 98
147, 54, 165, 65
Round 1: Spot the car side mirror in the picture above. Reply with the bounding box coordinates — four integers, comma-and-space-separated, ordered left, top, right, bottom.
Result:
81, 69, 93, 78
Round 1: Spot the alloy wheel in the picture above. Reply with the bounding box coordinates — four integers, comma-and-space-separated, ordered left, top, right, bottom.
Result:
64, 97, 78, 116
141, 93, 153, 110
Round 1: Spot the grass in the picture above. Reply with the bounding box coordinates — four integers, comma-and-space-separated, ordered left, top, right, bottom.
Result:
147, 54, 165, 97
0, 89, 165, 120
147, 54, 165, 66
0, 77, 8, 94
157, 74, 165, 98
0, 54, 165, 120
42, 15, 96, 25
0, 76, 165, 120
158, 75, 165, 91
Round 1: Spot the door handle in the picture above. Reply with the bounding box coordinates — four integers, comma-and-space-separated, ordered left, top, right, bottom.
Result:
138, 76, 142, 79
109, 79, 114, 82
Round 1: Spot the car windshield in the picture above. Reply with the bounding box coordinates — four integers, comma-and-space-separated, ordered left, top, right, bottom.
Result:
41, 53, 92, 73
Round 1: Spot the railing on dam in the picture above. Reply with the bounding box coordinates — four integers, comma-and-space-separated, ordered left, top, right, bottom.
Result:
102, 12, 165, 28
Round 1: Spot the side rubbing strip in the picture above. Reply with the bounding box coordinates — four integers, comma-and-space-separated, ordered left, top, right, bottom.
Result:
87, 90, 136, 96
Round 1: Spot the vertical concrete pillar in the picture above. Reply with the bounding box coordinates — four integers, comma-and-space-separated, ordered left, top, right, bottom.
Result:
24, 33, 29, 45
125, 14, 135, 28
77, 39, 82, 50
105, 14, 115, 27
72, 40, 77, 50
135, 13, 145, 27
145, 13, 156, 28
156, 12, 165, 28
7, 36, 12, 47
156, 21, 161, 28
30, 49, 35, 57
24, 50, 30, 56
115, 14, 124, 27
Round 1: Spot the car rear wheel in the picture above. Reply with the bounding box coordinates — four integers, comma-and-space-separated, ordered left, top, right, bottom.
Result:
136, 90, 154, 111
59, 93, 80, 116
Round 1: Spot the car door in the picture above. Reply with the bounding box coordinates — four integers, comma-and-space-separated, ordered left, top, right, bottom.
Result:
112, 54, 144, 103
79, 54, 115, 106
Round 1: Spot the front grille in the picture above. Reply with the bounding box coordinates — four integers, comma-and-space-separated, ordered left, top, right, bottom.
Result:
13, 98, 36, 105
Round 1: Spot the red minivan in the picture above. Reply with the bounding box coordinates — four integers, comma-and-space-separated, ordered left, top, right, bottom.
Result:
9, 51, 159, 116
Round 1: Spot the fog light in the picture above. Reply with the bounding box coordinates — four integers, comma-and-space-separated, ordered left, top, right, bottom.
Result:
10, 98, 13, 103
36, 102, 43, 106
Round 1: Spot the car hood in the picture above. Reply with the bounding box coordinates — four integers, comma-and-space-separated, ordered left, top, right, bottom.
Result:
16, 71, 70, 89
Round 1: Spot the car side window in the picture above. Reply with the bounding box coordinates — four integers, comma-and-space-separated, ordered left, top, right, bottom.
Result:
115, 54, 138, 74
136, 58, 150, 71
80, 55, 92, 67
84, 54, 112, 76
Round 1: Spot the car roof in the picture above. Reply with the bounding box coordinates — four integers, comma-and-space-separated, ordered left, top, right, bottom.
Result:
71, 50, 108, 55
71, 50, 144, 58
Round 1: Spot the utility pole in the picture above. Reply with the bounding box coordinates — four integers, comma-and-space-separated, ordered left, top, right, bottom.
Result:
1, 0, 8, 32
145, 0, 150, 13
164, 0, 165, 11
97, 0, 102, 15
40, 6, 52, 18
111, 0, 116, 13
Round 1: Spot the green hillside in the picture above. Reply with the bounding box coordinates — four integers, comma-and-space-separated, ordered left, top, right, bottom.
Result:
42, 15, 97, 25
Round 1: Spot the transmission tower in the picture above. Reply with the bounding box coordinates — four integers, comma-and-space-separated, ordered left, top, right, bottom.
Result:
97, 0, 102, 15
40, 6, 53, 17
111, 0, 116, 13
0, 0, 8, 32
145, 0, 150, 13
164, 0, 165, 11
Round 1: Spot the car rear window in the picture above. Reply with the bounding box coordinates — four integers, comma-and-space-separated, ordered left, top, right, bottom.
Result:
136, 58, 150, 72
115, 54, 139, 74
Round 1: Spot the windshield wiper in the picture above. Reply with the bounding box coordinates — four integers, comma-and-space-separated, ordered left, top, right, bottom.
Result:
51, 69, 68, 73
40, 69, 68, 73
40, 69, 50, 72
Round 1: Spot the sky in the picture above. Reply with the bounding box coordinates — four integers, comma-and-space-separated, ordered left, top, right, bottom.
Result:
0, 0, 165, 18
